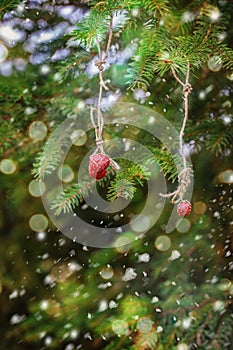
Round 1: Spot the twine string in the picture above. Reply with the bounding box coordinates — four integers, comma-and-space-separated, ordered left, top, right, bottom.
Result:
90, 14, 113, 153
90, 106, 104, 154
160, 61, 192, 202
89, 14, 120, 171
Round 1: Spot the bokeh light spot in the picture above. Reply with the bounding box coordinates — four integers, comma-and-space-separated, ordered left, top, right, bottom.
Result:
218, 278, 232, 292
0, 159, 17, 174
29, 214, 48, 232
58, 165, 74, 183
208, 7, 221, 22
0, 43, 8, 63
29, 179, 45, 197
112, 319, 129, 335
29, 121, 47, 141
176, 218, 191, 233
218, 169, 233, 184
100, 266, 114, 279
70, 129, 87, 146
44, 299, 61, 316
208, 56, 222, 72
182, 11, 195, 23
193, 201, 206, 215
137, 317, 153, 333
115, 232, 135, 253
154, 235, 171, 251
130, 215, 150, 232
226, 72, 233, 81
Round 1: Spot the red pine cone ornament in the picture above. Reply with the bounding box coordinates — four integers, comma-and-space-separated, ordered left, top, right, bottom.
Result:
89, 153, 110, 180
177, 200, 192, 217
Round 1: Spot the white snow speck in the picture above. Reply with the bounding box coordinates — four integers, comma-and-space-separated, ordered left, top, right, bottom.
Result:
70, 330, 79, 339
109, 300, 118, 309
156, 326, 163, 333
98, 282, 112, 289
194, 234, 202, 241
40, 300, 49, 310
68, 262, 82, 272
182, 316, 192, 329
138, 253, 150, 263
155, 308, 162, 313
10, 314, 26, 325
44, 336, 52, 346
122, 268, 137, 281
151, 296, 159, 303
9, 290, 18, 299
225, 250, 232, 257
213, 300, 225, 312
43, 274, 55, 286
169, 250, 181, 261
65, 344, 75, 350
84, 332, 92, 340
98, 300, 108, 312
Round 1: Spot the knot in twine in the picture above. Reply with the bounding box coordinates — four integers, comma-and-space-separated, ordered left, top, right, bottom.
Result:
183, 83, 192, 94
159, 167, 192, 204
96, 139, 103, 147
95, 59, 106, 72
90, 106, 104, 153
176, 167, 192, 202
178, 167, 191, 186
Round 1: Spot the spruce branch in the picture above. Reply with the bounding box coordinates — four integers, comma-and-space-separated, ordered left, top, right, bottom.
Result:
32, 130, 72, 180
51, 170, 115, 215
196, 312, 213, 347
106, 178, 137, 201
185, 119, 233, 155
209, 313, 233, 350
51, 162, 150, 215
0, 0, 21, 19
106, 162, 150, 201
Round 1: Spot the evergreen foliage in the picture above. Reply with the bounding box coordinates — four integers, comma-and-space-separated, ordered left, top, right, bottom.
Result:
29, 0, 233, 207
0, 0, 21, 19
0, 0, 232, 350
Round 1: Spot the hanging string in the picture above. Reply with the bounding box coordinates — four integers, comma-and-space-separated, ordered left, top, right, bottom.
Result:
160, 61, 192, 203
90, 105, 104, 154
90, 14, 120, 170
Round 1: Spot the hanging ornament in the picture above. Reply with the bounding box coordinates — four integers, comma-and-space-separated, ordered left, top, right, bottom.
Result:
89, 153, 110, 179
177, 200, 192, 217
